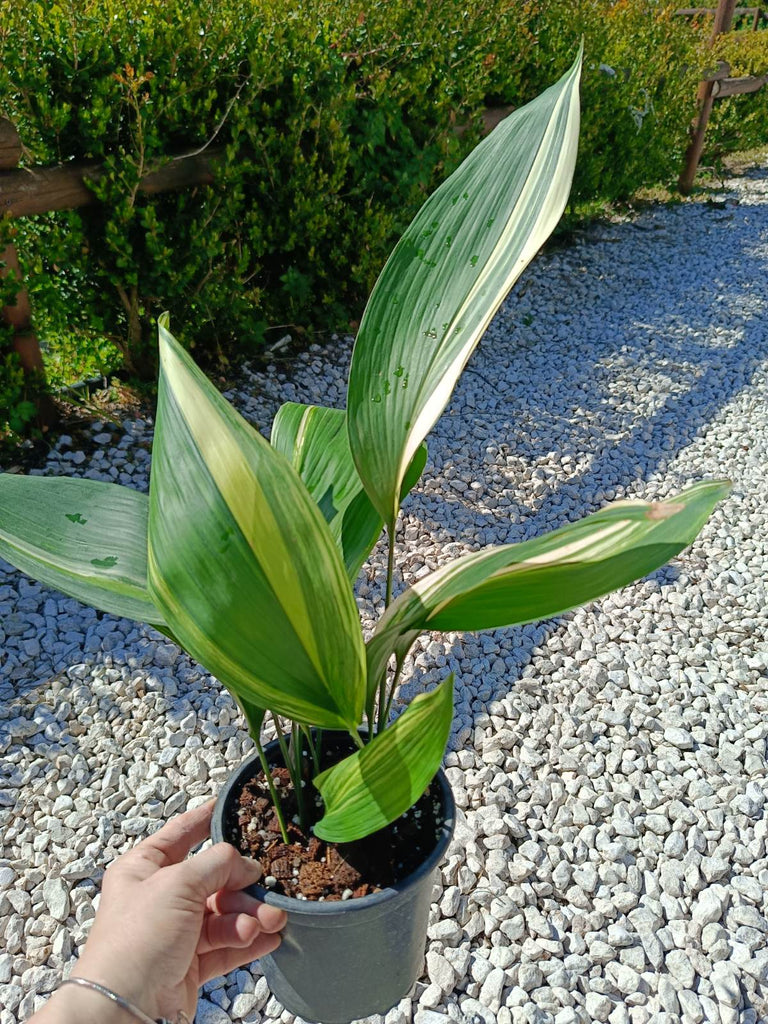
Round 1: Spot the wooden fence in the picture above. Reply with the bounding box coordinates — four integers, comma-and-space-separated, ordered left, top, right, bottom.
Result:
678, 0, 768, 192
0, 105, 513, 425
0, 118, 219, 423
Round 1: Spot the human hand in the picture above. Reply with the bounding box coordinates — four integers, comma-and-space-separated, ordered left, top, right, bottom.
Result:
34, 799, 286, 1023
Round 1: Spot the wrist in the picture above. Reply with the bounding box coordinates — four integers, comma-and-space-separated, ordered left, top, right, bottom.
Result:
33, 984, 143, 1024
70, 956, 161, 1021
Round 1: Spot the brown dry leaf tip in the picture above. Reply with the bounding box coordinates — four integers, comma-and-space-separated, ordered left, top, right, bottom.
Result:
645, 501, 684, 521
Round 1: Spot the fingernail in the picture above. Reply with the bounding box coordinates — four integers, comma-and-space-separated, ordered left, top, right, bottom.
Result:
247, 857, 263, 881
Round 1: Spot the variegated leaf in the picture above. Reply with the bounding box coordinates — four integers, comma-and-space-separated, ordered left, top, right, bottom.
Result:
0, 473, 165, 626
348, 50, 582, 524
313, 674, 454, 842
148, 320, 366, 730
271, 401, 426, 581
367, 481, 729, 689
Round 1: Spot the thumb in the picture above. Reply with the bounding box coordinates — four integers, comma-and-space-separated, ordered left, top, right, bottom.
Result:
171, 843, 263, 901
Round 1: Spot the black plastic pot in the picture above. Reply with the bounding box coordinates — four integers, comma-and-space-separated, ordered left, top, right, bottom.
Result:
211, 735, 455, 1024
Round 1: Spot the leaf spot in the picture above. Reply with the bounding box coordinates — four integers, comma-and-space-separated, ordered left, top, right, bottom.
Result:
645, 501, 684, 521
91, 556, 119, 568
65, 513, 88, 525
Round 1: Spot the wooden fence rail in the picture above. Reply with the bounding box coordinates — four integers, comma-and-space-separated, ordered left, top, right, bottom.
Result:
0, 104, 514, 427
678, 0, 768, 193
0, 117, 220, 424
677, 6, 763, 29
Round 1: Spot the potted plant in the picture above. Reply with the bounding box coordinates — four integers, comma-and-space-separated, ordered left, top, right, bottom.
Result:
0, 50, 728, 1024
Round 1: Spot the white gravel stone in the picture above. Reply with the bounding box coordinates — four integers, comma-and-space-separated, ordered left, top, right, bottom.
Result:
711, 965, 740, 1008
414, 1012, 450, 1024
664, 727, 694, 750
195, 1000, 232, 1024
42, 878, 70, 923
692, 887, 727, 929
585, 992, 612, 1022
679, 989, 704, 1022
665, 950, 696, 990
477, 967, 505, 1012
426, 952, 456, 994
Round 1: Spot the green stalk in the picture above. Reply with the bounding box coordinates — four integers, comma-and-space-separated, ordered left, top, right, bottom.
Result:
348, 728, 365, 751
378, 652, 405, 734
375, 669, 388, 736
365, 518, 399, 741
302, 725, 321, 777
253, 730, 290, 845
292, 722, 307, 831
273, 713, 292, 772
385, 518, 396, 608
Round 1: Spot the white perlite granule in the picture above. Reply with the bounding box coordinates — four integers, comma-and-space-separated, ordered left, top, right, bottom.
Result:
2, 166, 768, 1024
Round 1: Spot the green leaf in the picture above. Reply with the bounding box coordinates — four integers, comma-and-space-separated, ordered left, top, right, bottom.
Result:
234, 694, 266, 739
271, 402, 427, 581
148, 321, 366, 730
367, 481, 730, 684
0, 473, 165, 626
313, 674, 454, 842
347, 49, 583, 524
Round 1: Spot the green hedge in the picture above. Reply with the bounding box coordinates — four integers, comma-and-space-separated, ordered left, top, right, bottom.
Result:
707, 29, 768, 160
0, 1, 717, 436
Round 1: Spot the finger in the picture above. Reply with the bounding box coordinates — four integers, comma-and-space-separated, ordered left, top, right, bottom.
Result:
126, 800, 217, 876
206, 889, 262, 916
198, 931, 282, 985
198, 912, 263, 954
206, 893, 287, 933
170, 842, 263, 900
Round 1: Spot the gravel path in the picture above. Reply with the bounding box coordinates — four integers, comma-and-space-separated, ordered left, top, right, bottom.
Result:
2, 165, 768, 1024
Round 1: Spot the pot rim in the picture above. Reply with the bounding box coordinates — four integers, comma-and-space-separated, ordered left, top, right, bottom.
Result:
212, 745, 456, 917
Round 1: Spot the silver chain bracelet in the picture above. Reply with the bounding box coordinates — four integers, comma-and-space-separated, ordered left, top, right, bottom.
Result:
59, 977, 191, 1024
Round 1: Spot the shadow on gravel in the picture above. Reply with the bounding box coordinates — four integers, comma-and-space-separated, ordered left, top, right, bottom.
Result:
401, 167, 767, 711
420, 171, 765, 539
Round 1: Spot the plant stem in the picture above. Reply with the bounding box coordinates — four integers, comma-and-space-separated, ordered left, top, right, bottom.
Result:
302, 725, 321, 777
376, 670, 388, 736
367, 518, 399, 740
253, 731, 290, 845
348, 728, 365, 751
378, 652, 405, 734
385, 518, 396, 608
273, 713, 292, 775
292, 722, 307, 831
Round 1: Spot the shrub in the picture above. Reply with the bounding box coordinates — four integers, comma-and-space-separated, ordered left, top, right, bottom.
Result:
707, 29, 768, 160
0, 0, 724, 418
488, 1, 704, 205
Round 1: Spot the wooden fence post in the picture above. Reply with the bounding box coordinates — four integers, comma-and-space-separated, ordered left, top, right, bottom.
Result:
0, 118, 57, 426
679, 0, 739, 194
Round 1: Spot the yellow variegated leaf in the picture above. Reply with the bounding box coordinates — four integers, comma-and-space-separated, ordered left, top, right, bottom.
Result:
271, 401, 426, 581
0, 473, 165, 626
148, 321, 366, 730
367, 481, 730, 688
313, 674, 454, 842
348, 49, 582, 524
